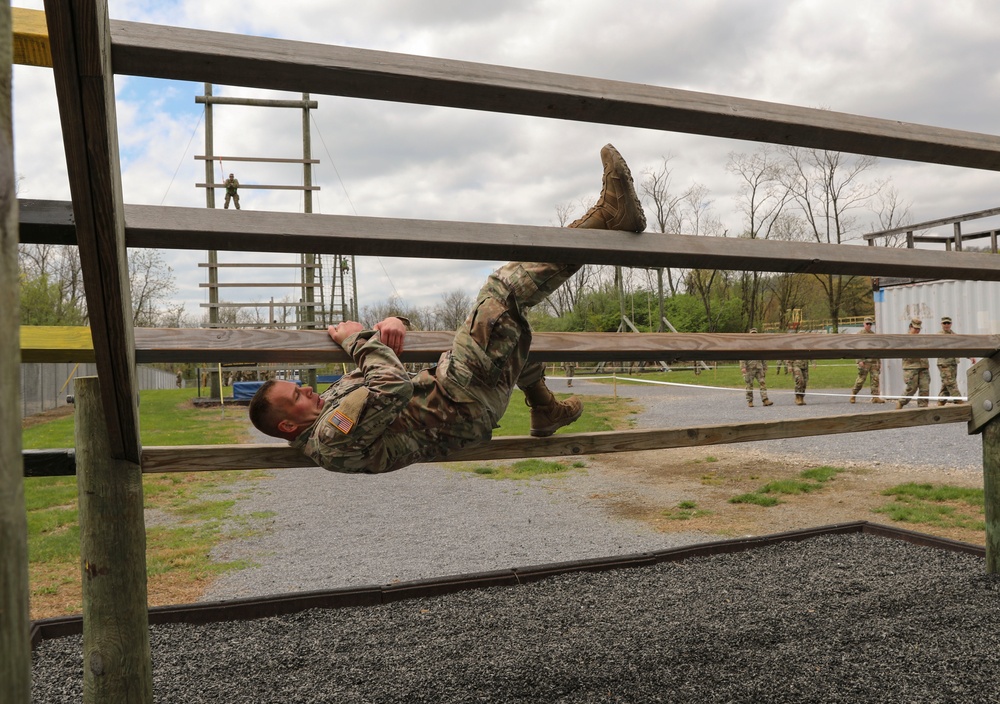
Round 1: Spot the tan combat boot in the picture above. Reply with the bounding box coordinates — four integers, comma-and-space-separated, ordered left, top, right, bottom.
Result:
762, 399, 773, 407
871, 397, 885, 404
794, 396, 805, 406
849, 395, 856, 404
568, 144, 646, 233
522, 379, 584, 438
747, 401, 754, 408
937, 400, 947, 406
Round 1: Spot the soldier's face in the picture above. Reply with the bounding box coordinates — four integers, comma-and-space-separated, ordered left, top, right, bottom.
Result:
272, 381, 323, 428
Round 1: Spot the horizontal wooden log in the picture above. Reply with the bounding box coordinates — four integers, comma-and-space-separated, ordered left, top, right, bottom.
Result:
195, 155, 320, 164
109, 20, 1000, 171
863, 205, 1000, 240
17, 200, 1000, 280
135, 405, 971, 472
195, 183, 320, 191
21, 326, 1000, 364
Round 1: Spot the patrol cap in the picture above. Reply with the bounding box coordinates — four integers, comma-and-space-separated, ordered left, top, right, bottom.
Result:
910, 318, 922, 329
941, 316, 952, 324
749, 328, 758, 333
863, 317, 874, 324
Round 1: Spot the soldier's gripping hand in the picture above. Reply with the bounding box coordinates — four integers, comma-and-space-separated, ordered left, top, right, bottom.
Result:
374, 317, 407, 357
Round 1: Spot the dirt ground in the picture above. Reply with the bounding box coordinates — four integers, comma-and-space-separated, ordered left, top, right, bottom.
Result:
578, 445, 987, 546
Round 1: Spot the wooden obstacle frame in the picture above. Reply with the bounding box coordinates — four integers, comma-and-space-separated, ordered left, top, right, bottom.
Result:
6, 2, 1000, 701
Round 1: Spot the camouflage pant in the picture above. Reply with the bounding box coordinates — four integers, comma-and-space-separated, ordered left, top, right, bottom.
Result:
444, 260, 580, 428
899, 368, 930, 407
938, 363, 960, 401
790, 364, 809, 397
743, 368, 769, 403
851, 360, 880, 395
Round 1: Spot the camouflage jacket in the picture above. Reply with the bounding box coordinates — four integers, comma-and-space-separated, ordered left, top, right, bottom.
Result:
740, 360, 767, 373
290, 329, 490, 474
902, 356, 929, 370
856, 326, 878, 362
937, 329, 957, 367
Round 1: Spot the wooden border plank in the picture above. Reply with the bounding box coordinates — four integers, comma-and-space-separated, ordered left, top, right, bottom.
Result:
45, 0, 140, 462
13, 7, 51, 67
109, 20, 1000, 171
20, 326, 1000, 364
138, 406, 972, 472
17, 200, 1000, 281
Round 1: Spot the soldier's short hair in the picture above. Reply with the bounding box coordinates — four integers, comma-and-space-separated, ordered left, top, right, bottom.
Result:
248, 380, 283, 437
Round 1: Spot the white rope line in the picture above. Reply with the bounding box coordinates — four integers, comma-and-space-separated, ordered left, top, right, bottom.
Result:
551, 375, 968, 402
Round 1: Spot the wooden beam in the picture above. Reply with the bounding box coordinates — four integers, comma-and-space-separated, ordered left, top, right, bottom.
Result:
74, 377, 152, 701
863, 205, 1000, 241
45, 0, 140, 462
195, 183, 321, 191
109, 20, 1000, 171
1, 3, 32, 698
13, 7, 51, 67
137, 405, 971, 472
195, 155, 320, 164
17, 200, 1000, 280
21, 326, 1000, 364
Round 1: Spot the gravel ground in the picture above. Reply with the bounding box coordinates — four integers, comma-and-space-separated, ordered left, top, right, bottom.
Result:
30, 376, 991, 702
32, 533, 1000, 703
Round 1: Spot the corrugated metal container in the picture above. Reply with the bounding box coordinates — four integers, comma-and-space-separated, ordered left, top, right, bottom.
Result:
873, 279, 1000, 399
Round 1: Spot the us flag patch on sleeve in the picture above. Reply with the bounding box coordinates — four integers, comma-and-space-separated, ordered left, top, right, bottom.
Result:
330, 410, 354, 433
326, 386, 368, 435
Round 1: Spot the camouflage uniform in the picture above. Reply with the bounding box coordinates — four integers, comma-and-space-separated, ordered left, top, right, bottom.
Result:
899, 355, 930, 408
562, 361, 576, 387
740, 359, 770, 405
291, 260, 580, 474
788, 360, 809, 401
851, 326, 880, 397
937, 326, 961, 403
223, 176, 240, 209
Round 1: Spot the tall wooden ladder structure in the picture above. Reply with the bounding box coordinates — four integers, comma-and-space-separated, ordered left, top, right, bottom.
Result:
7, 2, 1000, 701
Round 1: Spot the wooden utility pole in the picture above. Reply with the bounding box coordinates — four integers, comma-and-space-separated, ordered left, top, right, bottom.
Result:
967, 355, 1000, 573
1, 2, 31, 699
75, 377, 152, 702
204, 82, 221, 398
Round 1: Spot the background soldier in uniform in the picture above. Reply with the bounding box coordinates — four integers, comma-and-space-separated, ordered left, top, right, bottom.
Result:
562, 360, 576, 387
936, 316, 972, 405
740, 329, 772, 407
248, 144, 645, 474
850, 316, 884, 403
897, 318, 929, 409
224, 173, 240, 209
788, 359, 809, 405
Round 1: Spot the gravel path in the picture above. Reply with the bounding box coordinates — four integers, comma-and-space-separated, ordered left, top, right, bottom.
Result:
30, 376, 992, 702
32, 533, 1000, 703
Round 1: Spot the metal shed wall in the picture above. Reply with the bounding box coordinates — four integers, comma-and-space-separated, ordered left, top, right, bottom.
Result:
874, 279, 1000, 399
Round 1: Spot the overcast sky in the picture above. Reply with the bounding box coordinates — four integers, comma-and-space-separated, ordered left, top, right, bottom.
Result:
13, 0, 1000, 323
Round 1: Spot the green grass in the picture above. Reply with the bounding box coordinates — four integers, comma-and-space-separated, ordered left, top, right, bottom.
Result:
730, 466, 845, 506
581, 360, 858, 391
461, 458, 580, 480
874, 482, 985, 531
662, 501, 713, 520
454, 391, 635, 480
22, 387, 252, 449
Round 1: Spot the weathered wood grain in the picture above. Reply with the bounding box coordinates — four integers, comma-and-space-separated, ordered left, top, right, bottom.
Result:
138, 406, 971, 472
108, 19, 1000, 171
17, 199, 1000, 280
45, 0, 140, 462
21, 326, 1000, 364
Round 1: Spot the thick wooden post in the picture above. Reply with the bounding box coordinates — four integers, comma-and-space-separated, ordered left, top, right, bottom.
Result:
967, 355, 1000, 573
75, 376, 152, 702
984, 419, 1000, 573
1, 2, 32, 701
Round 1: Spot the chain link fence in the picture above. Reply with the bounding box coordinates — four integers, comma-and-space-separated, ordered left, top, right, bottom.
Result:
20, 364, 177, 420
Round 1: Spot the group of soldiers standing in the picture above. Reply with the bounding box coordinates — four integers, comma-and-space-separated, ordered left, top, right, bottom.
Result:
742, 316, 969, 408
741, 329, 811, 407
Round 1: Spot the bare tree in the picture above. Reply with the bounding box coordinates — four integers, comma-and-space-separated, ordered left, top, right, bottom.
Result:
763, 213, 810, 330
360, 295, 429, 330
128, 248, 180, 327
541, 201, 597, 318
779, 148, 883, 332
727, 147, 792, 330
640, 156, 684, 298
432, 289, 472, 331
867, 184, 914, 248
679, 184, 732, 331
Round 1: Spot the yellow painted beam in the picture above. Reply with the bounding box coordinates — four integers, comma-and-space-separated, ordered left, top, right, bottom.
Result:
21, 326, 95, 363
13, 8, 52, 68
